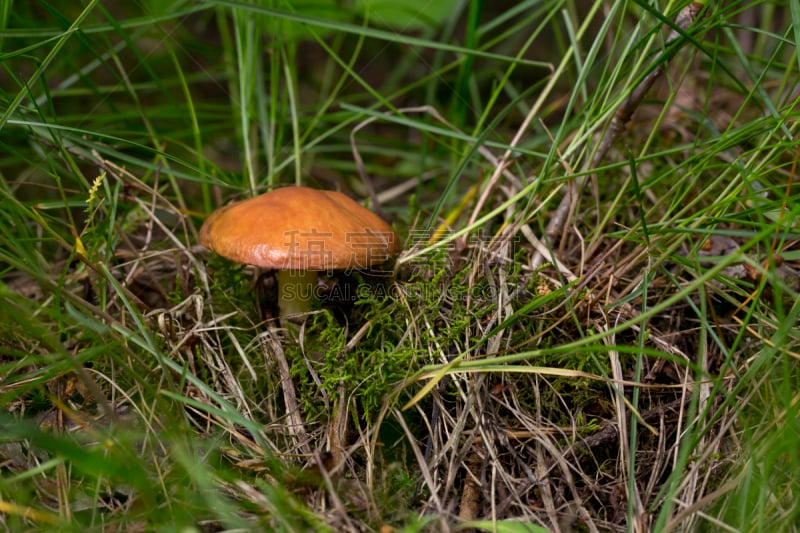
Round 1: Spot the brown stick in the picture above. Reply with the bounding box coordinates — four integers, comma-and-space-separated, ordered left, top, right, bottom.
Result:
264, 326, 311, 455
541, 3, 706, 253
457, 448, 483, 521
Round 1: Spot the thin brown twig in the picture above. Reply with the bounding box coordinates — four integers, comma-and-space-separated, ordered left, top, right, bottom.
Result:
539, 2, 706, 260
262, 327, 312, 456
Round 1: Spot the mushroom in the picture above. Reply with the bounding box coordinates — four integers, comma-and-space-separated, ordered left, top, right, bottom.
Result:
199, 186, 401, 320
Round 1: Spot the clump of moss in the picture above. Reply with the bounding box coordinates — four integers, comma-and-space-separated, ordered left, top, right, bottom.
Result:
285, 287, 412, 427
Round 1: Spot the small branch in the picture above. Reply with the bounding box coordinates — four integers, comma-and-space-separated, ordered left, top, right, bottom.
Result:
539, 2, 706, 259
263, 327, 311, 455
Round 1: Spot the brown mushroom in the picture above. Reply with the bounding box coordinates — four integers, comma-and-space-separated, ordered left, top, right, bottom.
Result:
199, 186, 401, 319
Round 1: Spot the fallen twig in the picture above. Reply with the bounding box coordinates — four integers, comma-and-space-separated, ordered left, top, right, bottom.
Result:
537, 2, 707, 265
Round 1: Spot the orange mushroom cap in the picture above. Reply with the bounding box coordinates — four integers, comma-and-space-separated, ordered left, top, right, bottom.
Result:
199, 186, 401, 271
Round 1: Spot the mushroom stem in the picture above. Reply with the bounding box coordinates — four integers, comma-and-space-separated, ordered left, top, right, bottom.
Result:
276, 269, 318, 320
